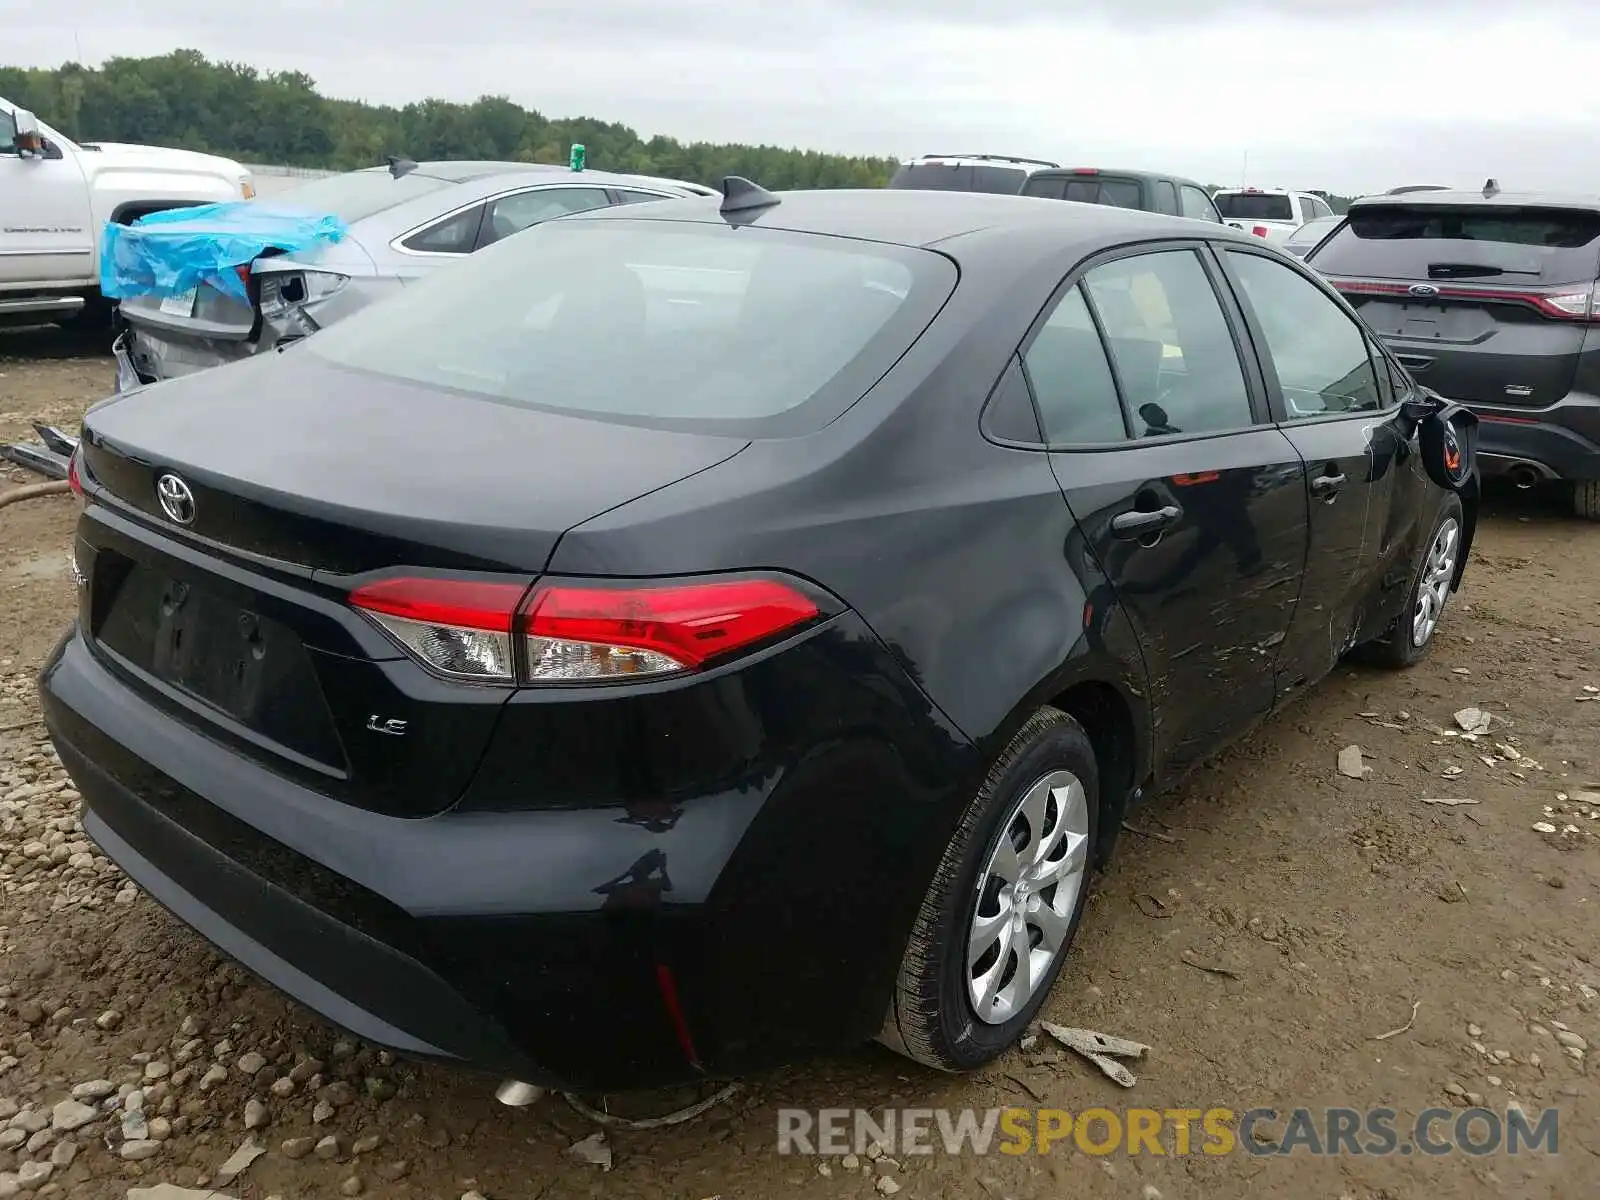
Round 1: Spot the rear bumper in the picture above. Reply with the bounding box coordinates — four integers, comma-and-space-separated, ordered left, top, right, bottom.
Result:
116, 325, 259, 389
40, 613, 977, 1090
1469, 393, 1600, 482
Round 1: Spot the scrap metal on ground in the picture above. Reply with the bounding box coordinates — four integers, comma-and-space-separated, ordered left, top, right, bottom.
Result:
1, 422, 78, 481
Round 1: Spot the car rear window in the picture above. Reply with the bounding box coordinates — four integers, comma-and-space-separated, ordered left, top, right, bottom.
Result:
1024, 176, 1145, 209
306, 218, 957, 436
1307, 204, 1600, 285
275, 170, 454, 223
888, 162, 1028, 194
1214, 193, 1295, 222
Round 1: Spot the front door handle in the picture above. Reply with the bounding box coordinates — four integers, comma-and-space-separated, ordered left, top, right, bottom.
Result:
1310, 472, 1347, 499
1111, 505, 1182, 539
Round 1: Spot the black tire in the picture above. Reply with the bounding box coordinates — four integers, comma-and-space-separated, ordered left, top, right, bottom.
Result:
1359, 493, 1464, 669
879, 706, 1098, 1072
51, 294, 114, 334
1574, 482, 1600, 522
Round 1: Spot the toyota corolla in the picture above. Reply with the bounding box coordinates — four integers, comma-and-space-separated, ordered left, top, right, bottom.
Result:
42, 182, 1477, 1092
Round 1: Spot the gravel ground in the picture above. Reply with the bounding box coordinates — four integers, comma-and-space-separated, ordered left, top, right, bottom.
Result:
2, 328, 1598, 1199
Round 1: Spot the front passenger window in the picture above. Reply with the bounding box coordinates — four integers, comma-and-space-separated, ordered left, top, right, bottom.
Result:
1222, 249, 1384, 417
1180, 186, 1220, 222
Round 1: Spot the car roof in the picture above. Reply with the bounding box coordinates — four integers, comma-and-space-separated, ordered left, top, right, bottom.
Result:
346, 161, 710, 193
903, 154, 1060, 170
1028, 167, 1209, 188
568, 187, 1259, 256
1213, 186, 1313, 197
1349, 188, 1600, 212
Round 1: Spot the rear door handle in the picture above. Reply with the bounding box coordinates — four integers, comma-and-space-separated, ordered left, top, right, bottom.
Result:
1310, 472, 1347, 498
1111, 505, 1182, 539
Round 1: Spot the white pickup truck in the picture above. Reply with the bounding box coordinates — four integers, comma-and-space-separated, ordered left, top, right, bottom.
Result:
0, 98, 254, 326
1211, 187, 1334, 245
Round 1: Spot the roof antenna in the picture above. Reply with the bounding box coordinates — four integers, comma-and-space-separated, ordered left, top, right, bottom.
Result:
1482, 177, 1500, 198
386, 155, 418, 180
719, 176, 780, 221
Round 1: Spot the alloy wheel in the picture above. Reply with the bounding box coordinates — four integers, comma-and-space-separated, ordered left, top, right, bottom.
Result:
1412, 516, 1460, 648
966, 770, 1090, 1025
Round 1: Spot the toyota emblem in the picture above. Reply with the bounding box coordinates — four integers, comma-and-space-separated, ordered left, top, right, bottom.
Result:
1408, 283, 1440, 298
155, 473, 196, 526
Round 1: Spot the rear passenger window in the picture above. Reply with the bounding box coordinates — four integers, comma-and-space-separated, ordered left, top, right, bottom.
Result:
1082, 250, 1254, 438
481, 187, 610, 247
1222, 250, 1385, 416
1155, 181, 1178, 214
1024, 285, 1127, 444
402, 205, 484, 254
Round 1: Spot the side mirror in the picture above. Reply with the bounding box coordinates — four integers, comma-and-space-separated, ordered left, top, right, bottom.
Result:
13, 109, 44, 157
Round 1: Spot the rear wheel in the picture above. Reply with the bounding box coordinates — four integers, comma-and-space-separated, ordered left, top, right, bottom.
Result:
1574, 481, 1600, 522
879, 707, 1097, 1072
51, 293, 114, 334
1360, 495, 1463, 669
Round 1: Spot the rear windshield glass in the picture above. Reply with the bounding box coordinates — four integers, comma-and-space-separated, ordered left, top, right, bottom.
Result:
889, 162, 1027, 194
1286, 216, 1342, 246
275, 170, 453, 223
1023, 176, 1145, 209
1307, 204, 1600, 284
306, 218, 957, 436
1214, 193, 1295, 221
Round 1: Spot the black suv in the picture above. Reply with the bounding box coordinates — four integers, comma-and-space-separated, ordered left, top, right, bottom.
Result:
1308, 186, 1600, 518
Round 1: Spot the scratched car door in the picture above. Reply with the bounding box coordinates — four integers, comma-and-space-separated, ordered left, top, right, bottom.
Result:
1028, 243, 1310, 780
1214, 244, 1405, 695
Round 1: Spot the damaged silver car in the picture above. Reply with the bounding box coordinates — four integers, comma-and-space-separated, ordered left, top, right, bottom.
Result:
113, 159, 713, 388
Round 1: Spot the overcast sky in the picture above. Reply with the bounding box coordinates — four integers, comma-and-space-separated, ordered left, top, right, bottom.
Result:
8, 0, 1600, 194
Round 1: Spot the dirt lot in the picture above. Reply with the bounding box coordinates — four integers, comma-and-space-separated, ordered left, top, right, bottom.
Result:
2, 328, 1597, 1199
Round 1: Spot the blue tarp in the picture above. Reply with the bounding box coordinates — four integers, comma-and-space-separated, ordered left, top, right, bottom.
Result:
99, 202, 348, 302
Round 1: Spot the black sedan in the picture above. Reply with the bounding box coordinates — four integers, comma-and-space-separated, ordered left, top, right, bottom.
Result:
42, 182, 1478, 1092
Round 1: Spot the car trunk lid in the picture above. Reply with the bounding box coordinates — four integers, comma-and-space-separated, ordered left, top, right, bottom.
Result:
75, 351, 750, 818
80, 349, 751, 576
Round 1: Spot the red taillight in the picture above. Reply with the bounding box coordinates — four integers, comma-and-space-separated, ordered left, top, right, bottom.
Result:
66, 448, 84, 498
1330, 278, 1598, 321
1252, 225, 1270, 238
350, 577, 528, 682
1070, 167, 1099, 175
236, 263, 252, 289
349, 574, 822, 686
523, 578, 819, 683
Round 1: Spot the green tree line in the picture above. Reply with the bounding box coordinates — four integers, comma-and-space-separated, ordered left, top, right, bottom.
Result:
0, 50, 900, 189
0, 51, 1362, 206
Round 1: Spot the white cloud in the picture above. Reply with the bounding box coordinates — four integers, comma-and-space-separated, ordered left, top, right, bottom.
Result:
7, 1, 1600, 193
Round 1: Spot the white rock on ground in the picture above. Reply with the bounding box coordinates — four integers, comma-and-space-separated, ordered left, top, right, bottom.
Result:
49, 1099, 97, 1132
